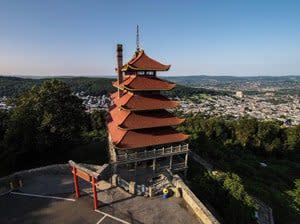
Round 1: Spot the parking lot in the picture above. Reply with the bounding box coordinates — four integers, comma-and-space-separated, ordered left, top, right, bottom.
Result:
0, 167, 200, 224
0, 191, 133, 224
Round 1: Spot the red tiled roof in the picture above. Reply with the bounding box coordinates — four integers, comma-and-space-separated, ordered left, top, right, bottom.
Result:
122, 50, 170, 71
107, 121, 189, 149
112, 92, 179, 111
108, 107, 185, 130
113, 75, 176, 91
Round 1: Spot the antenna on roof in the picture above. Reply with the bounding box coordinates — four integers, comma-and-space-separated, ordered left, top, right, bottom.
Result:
136, 25, 140, 52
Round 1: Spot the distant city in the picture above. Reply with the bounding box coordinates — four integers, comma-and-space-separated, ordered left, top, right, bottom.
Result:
178, 92, 299, 126
0, 75, 299, 126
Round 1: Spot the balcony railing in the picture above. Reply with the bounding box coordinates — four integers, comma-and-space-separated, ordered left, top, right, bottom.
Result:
115, 144, 189, 164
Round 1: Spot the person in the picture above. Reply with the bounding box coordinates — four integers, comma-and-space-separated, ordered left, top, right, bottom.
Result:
163, 188, 169, 199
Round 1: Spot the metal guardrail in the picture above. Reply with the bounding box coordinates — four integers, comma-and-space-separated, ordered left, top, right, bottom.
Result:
116, 176, 149, 196
115, 144, 189, 164
135, 184, 149, 196
117, 177, 130, 191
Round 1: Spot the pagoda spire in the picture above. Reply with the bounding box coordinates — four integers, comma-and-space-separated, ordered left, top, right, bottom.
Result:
136, 25, 140, 52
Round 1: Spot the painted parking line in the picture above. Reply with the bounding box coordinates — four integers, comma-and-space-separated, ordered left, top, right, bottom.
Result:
96, 214, 107, 224
10, 191, 76, 202
94, 209, 130, 224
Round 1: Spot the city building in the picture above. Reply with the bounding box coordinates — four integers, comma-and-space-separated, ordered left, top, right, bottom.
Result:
235, 91, 244, 98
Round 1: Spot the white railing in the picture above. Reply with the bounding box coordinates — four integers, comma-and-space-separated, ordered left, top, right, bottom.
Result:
116, 144, 189, 163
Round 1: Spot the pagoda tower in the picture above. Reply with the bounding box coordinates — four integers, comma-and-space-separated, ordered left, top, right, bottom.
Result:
107, 42, 190, 177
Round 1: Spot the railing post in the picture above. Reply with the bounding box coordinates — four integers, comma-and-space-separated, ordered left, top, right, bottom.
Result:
162, 147, 165, 154
72, 166, 80, 198
171, 146, 173, 153
92, 177, 98, 210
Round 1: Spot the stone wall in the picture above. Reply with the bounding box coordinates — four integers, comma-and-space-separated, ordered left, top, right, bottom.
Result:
172, 175, 220, 224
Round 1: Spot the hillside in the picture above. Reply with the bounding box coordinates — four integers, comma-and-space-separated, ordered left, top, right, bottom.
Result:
0, 76, 224, 97
0, 76, 115, 97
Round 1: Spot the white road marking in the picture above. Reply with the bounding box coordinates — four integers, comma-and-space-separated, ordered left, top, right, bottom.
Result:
96, 214, 107, 224
94, 209, 130, 224
10, 191, 76, 202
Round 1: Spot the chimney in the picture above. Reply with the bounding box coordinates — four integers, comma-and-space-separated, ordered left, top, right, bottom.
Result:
116, 44, 123, 98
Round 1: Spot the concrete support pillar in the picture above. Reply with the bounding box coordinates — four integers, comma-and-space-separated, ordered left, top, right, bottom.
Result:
174, 187, 182, 198
169, 155, 173, 170
129, 181, 136, 194
149, 187, 154, 197
184, 153, 189, 167
152, 158, 156, 171
184, 169, 188, 179
111, 174, 118, 187
134, 162, 137, 170
184, 153, 189, 179
112, 164, 118, 174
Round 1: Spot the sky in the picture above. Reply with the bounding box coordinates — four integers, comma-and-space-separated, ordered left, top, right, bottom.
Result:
0, 0, 300, 77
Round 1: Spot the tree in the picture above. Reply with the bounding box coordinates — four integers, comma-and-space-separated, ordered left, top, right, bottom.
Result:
90, 110, 106, 132
5, 80, 88, 155
235, 117, 259, 149
257, 121, 283, 153
285, 125, 300, 151
287, 179, 300, 212
0, 110, 9, 141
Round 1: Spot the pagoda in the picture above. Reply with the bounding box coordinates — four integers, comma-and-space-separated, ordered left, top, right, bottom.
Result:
107, 37, 190, 178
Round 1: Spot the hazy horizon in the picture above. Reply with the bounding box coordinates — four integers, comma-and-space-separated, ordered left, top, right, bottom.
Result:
1, 0, 300, 76
1, 74, 299, 79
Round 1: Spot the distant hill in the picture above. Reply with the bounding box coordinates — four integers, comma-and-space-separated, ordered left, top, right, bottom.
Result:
0, 75, 223, 98
164, 75, 300, 96
0, 76, 115, 97
2, 75, 296, 98
165, 75, 300, 85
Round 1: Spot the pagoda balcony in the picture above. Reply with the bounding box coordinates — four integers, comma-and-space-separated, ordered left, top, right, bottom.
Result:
114, 144, 189, 164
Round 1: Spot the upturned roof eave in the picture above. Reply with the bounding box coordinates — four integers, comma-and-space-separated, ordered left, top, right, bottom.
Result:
117, 118, 185, 130
113, 136, 190, 150
121, 64, 171, 72
119, 104, 179, 111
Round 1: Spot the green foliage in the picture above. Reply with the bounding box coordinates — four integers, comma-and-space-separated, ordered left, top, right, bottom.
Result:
0, 76, 115, 97
81, 110, 107, 143
222, 173, 256, 208
285, 125, 300, 151
163, 84, 227, 99
188, 165, 256, 224
0, 80, 109, 176
287, 179, 300, 212
0, 110, 9, 141
90, 110, 107, 132
183, 114, 300, 224
181, 114, 299, 154
235, 117, 259, 149
5, 80, 88, 151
